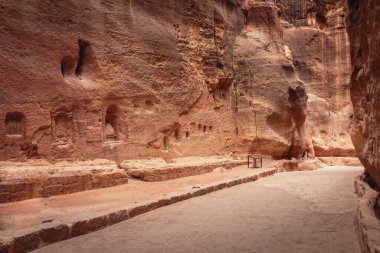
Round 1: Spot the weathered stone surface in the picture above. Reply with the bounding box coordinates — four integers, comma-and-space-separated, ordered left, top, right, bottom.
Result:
122, 156, 245, 182
354, 174, 380, 253
0, 0, 246, 162
281, 0, 354, 157
38, 224, 70, 244
127, 205, 150, 219
70, 221, 89, 237
346, 0, 380, 189
0, 160, 128, 203
276, 0, 346, 28
233, 0, 355, 159
87, 215, 109, 231
108, 209, 128, 225
233, 2, 303, 158
287, 86, 309, 159
318, 156, 361, 166
11, 232, 40, 253
0, 0, 354, 166
0, 239, 11, 253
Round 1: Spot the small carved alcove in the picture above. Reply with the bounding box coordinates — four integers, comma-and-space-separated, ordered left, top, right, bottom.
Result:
4, 112, 25, 137
172, 122, 181, 142
210, 78, 233, 102
51, 108, 73, 144
104, 105, 120, 141
163, 136, 169, 150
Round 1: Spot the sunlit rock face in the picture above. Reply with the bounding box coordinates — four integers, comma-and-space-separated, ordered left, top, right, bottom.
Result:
233, 1, 304, 158
0, 0, 247, 162
347, 0, 380, 187
0, 0, 354, 162
278, 0, 355, 157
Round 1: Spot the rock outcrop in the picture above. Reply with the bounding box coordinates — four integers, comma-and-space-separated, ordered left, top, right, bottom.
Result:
0, 0, 354, 163
0, 0, 246, 162
347, 0, 380, 188
234, 0, 354, 158
280, 0, 355, 157
287, 86, 310, 159
233, 1, 304, 158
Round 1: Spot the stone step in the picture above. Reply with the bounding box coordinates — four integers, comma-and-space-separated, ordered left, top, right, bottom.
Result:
120, 156, 246, 182
0, 160, 128, 203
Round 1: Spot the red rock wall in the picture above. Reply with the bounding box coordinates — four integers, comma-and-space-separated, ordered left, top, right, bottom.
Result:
233, 1, 307, 158
347, 0, 380, 187
0, 0, 246, 162
281, 0, 355, 157
235, 0, 354, 158
0, 0, 354, 162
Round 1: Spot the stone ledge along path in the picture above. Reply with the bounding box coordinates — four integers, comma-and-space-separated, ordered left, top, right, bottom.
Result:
0, 163, 279, 252
31, 166, 362, 253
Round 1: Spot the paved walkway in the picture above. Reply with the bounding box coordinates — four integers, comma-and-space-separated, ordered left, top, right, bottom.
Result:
0, 165, 273, 231
34, 166, 362, 253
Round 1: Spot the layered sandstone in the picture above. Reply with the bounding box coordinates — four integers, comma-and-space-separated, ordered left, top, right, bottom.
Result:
347, 0, 380, 188
279, 0, 355, 157
0, 0, 248, 162
0, 1, 354, 167
233, 1, 307, 158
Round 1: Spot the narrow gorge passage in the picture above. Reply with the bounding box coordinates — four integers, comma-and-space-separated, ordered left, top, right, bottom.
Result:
34, 166, 362, 253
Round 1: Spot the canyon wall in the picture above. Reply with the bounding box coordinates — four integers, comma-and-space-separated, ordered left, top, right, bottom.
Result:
279, 0, 355, 156
0, 0, 246, 162
0, 0, 354, 163
235, 0, 354, 158
347, 0, 380, 187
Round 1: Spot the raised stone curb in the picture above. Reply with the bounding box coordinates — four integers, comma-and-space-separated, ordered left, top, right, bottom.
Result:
354, 174, 380, 253
0, 170, 128, 204
0, 167, 278, 253
124, 160, 247, 182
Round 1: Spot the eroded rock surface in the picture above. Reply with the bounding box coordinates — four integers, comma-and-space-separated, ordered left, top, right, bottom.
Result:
280, 0, 354, 157
0, 0, 354, 163
347, 0, 380, 188
235, 0, 354, 158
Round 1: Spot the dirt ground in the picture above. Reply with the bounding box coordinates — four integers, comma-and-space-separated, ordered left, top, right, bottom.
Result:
33, 166, 362, 253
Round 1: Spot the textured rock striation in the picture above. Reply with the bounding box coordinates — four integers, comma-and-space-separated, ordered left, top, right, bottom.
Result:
0, 0, 246, 162
347, 0, 380, 188
0, 0, 354, 164
280, 0, 355, 157
235, 0, 354, 158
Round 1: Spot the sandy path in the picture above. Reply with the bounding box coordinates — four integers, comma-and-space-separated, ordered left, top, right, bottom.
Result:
33, 166, 362, 253
0, 165, 272, 231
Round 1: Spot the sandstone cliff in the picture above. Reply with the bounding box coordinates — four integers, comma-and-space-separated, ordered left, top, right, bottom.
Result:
0, 0, 354, 162
280, 0, 354, 157
347, 0, 380, 187
235, 0, 354, 158
0, 0, 246, 162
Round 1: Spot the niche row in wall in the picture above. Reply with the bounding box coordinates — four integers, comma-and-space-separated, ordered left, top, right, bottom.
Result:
154, 122, 214, 151
3, 105, 123, 144
197, 123, 213, 133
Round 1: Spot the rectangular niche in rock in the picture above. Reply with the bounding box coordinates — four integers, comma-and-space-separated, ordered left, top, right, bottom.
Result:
104, 105, 120, 141
51, 108, 73, 145
85, 108, 103, 143
4, 112, 25, 137
163, 136, 169, 149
